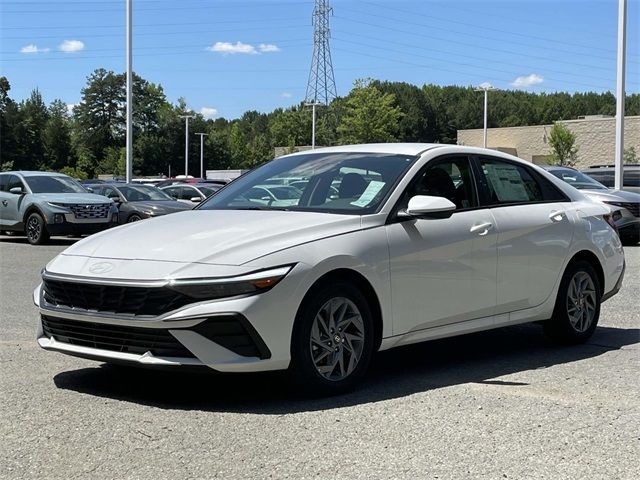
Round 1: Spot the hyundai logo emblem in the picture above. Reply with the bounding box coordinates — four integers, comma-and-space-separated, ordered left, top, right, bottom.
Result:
88, 262, 114, 274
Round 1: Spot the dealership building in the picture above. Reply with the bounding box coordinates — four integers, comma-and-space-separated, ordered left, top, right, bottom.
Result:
457, 115, 640, 168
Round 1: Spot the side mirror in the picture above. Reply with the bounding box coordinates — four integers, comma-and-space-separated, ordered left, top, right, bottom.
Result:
86, 187, 94, 193
109, 195, 122, 203
9, 186, 23, 195
404, 195, 456, 218
190, 197, 202, 203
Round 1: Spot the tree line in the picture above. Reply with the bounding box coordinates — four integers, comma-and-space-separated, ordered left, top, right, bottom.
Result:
1, 70, 639, 178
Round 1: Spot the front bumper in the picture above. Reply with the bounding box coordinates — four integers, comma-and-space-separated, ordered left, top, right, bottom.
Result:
45, 219, 118, 235
33, 267, 302, 372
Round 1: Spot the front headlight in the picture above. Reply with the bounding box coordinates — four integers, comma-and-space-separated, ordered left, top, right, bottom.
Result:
603, 201, 624, 208
47, 202, 71, 210
167, 265, 294, 300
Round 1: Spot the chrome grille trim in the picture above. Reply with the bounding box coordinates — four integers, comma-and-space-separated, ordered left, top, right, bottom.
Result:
69, 203, 111, 219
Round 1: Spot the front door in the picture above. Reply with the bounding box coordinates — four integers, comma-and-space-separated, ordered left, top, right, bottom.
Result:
386, 156, 498, 335
0, 175, 26, 229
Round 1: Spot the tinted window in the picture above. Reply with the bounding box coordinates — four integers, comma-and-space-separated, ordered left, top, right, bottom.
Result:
179, 186, 198, 200
0, 174, 9, 192
118, 185, 173, 201
402, 156, 478, 210
549, 168, 607, 190
8, 175, 25, 192
585, 171, 613, 187
23, 175, 85, 193
479, 158, 544, 204
199, 152, 416, 214
624, 171, 640, 187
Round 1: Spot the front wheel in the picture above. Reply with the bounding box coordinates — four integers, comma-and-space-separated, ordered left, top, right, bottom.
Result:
543, 260, 601, 344
289, 282, 375, 395
25, 212, 50, 245
127, 214, 143, 223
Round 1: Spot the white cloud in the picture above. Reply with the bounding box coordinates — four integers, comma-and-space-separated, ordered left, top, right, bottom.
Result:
510, 73, 544, 88
20, 44, 50, 54
58, 39, 85, 53
200, 107, 218, 119
258, 43, 280, 53
280, 92, 293, 98
206, 41, 257, 55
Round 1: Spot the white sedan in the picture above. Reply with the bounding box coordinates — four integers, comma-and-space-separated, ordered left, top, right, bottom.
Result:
34, 144, 625, 394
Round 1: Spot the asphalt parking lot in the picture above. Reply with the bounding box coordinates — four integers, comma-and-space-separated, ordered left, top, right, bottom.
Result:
1, 235, 638, 480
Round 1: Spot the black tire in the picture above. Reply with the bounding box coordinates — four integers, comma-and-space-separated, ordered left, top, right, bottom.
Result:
543, 260, 601, 344
25, 212, 50, 245
289, 282, 375, 395
127, 213, 143, 223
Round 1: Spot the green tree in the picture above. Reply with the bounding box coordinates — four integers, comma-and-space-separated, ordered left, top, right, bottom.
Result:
624, 146, 638, 164
548, 122, 578, 166
337, 79, 403, 144
44, 99, 73, 170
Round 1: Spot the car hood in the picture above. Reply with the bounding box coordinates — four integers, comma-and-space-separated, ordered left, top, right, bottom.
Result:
581, 189, 640, 203
31, 193, 113, 204
60, 210, 363, 266
128, 200, 193, 214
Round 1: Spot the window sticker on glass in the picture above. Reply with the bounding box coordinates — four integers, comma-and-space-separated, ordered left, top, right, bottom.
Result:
350, 180, 386, 207
483, 164, 530, 201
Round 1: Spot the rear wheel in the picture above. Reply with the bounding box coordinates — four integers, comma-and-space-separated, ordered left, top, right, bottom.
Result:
289, 282, 374, 395
25, 212, 50, 245
543, 260, 601, 344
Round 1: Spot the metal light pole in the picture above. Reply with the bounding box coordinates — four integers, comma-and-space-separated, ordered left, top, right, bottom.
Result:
125, 0, 133, 182
179, 115, 194, 176
614, 0, 627, 190
475, 83, 495, 148
195, 133, 208, 178
305, 102, 321, 149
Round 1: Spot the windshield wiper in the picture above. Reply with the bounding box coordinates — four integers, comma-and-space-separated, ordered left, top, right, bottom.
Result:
234, 206, 291, 211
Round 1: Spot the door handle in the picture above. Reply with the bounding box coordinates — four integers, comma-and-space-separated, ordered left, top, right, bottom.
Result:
549, 210, 566, 222
470, 222, 493, 236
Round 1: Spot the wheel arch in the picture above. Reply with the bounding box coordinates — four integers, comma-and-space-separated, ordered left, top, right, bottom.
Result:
23, 204, 47, 225
566, 250, 605, 296
295, 268, 384, 352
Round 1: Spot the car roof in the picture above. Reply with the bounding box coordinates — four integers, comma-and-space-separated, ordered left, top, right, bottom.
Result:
286, 143, 444, 157
3, 171, 68, 177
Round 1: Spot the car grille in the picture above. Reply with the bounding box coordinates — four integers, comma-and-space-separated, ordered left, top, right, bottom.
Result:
69, 203, 111, 219
43, 279, 193, 317
620, 202, 640, 217
41, 315, 195, 358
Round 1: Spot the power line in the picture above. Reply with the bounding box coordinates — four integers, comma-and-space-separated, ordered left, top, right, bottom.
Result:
351, 1, 626, 55
334, 15, 640, 72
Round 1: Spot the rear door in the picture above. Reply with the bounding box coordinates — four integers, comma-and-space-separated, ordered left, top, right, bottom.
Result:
475, 156, 574, 313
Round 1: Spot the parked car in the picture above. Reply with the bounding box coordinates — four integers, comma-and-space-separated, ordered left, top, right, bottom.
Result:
0, 171, 118, 245
241, 184, 303, 207
85, 183, 191, 223
544, 165, 639, 245
35, 144, 625, 394
581, 165, 640, 194
160, 183, 221, 205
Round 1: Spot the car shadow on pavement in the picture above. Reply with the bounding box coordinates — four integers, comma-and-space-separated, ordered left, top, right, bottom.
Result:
0, 235, 77, 246
53, 323, 639, 414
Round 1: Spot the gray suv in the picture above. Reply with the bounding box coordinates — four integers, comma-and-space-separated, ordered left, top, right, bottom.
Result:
0, 171, 118, 245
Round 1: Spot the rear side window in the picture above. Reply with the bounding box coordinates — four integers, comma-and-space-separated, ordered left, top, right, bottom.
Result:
0, 174, 8, 192
479, 158, 543, 204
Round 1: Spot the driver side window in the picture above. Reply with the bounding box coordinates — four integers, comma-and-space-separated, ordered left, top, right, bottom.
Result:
402, 157, 478, 211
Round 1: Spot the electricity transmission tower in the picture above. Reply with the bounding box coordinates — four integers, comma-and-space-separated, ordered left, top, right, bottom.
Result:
305, 0, 337, 149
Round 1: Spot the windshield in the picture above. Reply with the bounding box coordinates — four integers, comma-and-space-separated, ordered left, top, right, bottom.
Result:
198, 152, 417, 214
118, 185, 173, 201
24, 175, 86, 194
549, 169, 608, 190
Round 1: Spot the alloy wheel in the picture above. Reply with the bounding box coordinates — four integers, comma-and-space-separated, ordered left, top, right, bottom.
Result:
27, 216, 41, 242
310, 297, 365, 381
566, 271, 597, 333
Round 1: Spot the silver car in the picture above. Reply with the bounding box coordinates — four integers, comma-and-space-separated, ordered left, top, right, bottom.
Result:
0, 171, 118, 245
545, 166, 639, 245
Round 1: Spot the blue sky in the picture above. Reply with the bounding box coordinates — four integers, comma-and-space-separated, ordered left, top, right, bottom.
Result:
1, 0, 638, 119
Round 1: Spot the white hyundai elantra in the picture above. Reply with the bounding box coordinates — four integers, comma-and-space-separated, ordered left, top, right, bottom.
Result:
34, 144, 625, 394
